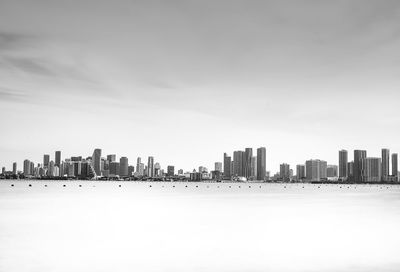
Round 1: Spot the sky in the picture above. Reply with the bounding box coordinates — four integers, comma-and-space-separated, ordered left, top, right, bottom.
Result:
1, 0, 400, 173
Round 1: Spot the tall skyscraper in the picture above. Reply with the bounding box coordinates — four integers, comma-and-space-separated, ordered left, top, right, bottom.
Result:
296, 164, 305, 180
381, 148, 390, 181
347, 161, 354, 179
244, 148, 253, 178
223, 153, 231, 179
147, 156, 154, 177
362, 157, 382, 182
339, 150, 348, 179
55, 151, 61, 167
12, 162, 17, 175
43, 154, 50, 168
154, 162, 161, 176
23, 159, 31, 176
251, 156, 257, 178
119, 157, 129, 177
107, 154, 116, 162
92, 148, 102, 176
233, 150, 244, 176
354, 150, 367, 182
256, 147, 266, 181
214, 162, 222, 172
392, 153, 398, 181
280, 163, 290, 182
167, 165, 175, 176
327, 165, 338, 178
305, 159, 327, 181
136, 157, 141, 175
109, 162, 120, 176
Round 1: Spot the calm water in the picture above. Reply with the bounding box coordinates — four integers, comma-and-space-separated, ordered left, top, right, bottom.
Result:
1, 181, 400, 272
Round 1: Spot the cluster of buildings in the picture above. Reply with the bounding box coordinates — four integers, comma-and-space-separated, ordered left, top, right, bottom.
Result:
0, 147, 398, 183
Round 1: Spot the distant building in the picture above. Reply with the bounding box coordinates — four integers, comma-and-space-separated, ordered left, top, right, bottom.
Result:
279, 163, 290, 182
199, 166, 208, 173
223, 153, 231, 179
305, 159, 327, 182
381, 149, 390, 182
347, 161, 354, 180
362, 157, 382, 182
251, 156, 257, 179
147, 156, 154, 177
128, 165, 135, 177
23, 159, 31, 176
154, 162, 161, 177
327, 165, 338, 178
257, 147, 266, 181
92, 148, 102, 176
354, 150, 367, 182
43, 154, 50, 168
167, 165, 175, 176
109, 162, 120, 176
55, 151, 61, 167
178, 169, 183, 175
296, 164, 305, 181
233, 151, 244, 176
244, 148, 253, 178
12, 162, 17, 175
136, 157, 142, 175
1, 167, 5, 175
214, 162, 222, 172
339, 150, 348, 179
107, 154, 116, 162
392, 153, 398, 181
119, 157, 129, 177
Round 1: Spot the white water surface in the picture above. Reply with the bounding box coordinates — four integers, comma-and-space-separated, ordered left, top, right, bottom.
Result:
1, 181, 400, 272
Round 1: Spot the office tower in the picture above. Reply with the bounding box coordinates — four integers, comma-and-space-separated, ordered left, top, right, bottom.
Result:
214, 162, 222, 172
244, 148, 253, 178
199, 166, 208, 173
12, 162, 17, 175
257, 147, 266, 181
43, 154, 50, 168
119, 157, 129, 177
154, 162, 161, 176
1, 167, 5, 174
280, 163, 290, 182
339, 150, 348, 179
71, 156, 82, 162
347, 161, 354, 180
230, 161, 234, 177
392, 153, 398, 181
138, 163, 144, 176
296, 164, 306, 180
128, 165, 135, 177
381, 149, 390, 181
327, 165, 338, 178
147, 156, 154, 177
80, 161, 90, 179
23, 159, 31, 176
233, 151, 244, 176
107, 154, 116, 162
109, 162, 120, 176
362, 157, 382, 182
136, 157, 141, 175
55, 151, 61, 167
305, 159, 327, 181
92, 148, 102, 176
251, 156, 257, 178
223, 153, 231, 179
48, 161, 55, 177
167, 166, 175, 176
354, 150, 367, 182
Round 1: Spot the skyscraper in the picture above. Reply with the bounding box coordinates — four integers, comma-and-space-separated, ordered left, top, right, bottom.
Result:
381, 148, 390, 181
256, 147, 266, 181
251, 156, 257, 178
136, 157, 141, 175
280, 163, 290, 182
327, 165, 338, 178
305, 159, 327, 181
233, 150, 244, 176
347, 161, 354, 180
92, 148, 102, 176
55, 151, 61, 167
107, 154, 116, 162
23, 159, 31, 176
244, 148, 253, 178
354, 150, 367, 182
119, 157, 129, 177
392, 153, 398, 181
12, 162, 17, 175
214, 162, 222, 172
339, 150, 348, 179
43, 154, 50, 168
223, 153, 231, 179
109, 161, 120, 176
167, 165, 175, 176
362, 157, 382, 182
296, 164, 305, 181
147, 156, 154, 177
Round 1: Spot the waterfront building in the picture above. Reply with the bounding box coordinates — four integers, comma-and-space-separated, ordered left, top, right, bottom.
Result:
167, 165, 175, 176
12, 162, 17, 175
55, 151, 61, 167
154, 162, 161, 176
339, 150, 348, 179
280, 163, 290, 182
354, 150, 367, 182
92, 148, 102, 176
43, 154, 50, 168
251, 156, 257, 179
107, 154, 116, 162
136, 157, 142, 175
23, 159, 31, 176
109, 162, 120, 176
128, 165, 135, 177
305, 159, 327, 182
257, 147, 266, 181
381, 149, 390, 182
233, 151, 244, 176
223, 153, 231, 179
214, 162, 222, 172
327, 165, 338, 178
296, 164, 306, 181
119, 157, 129, 177
392, 153, 398, 181
147, 156, 154, 177
244, 148, 253, 178
362, 157, 382, 182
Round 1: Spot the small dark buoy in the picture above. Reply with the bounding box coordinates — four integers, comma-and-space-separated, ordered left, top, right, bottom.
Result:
207, 185, 209, 188
63, 184, 66, 187
11, 184, 14, 187
44, 184, 47, 187
149, 185, 152, 187
79, 185, 82, 187
119, 185, 122, 187
284, 186, 286, 188
249, 186, 251, 188
238, 186, 241, 188
173, 185, 175, 188
196, 185, 198, 188
259, 186, 261, 188
229, 186, 231, 188
185, 185, 188, 188
28, 184, 32, 187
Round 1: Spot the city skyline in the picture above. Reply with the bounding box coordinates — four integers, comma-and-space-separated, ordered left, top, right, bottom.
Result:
1, 1, 400, 174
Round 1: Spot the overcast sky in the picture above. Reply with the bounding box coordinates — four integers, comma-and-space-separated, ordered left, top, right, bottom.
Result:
1, 0, 400, 173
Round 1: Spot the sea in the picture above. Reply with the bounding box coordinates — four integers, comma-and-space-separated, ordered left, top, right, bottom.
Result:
1, 180, 400, 272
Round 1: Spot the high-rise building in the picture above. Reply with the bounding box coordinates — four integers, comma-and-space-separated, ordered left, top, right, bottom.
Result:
339, 150, 348, 179
147, 156, 154, 177
223, 153, 231, 179
109, 162, 120, 176
214, 162, 222, 172
1, 167, 5, 174
347, 161, 354, 180
305, 159, 327, 181
362, 157, 382, 182
48, 161, 55, 177
154, 162, 161, 176
392, 153, 398, 181
167, 165, 175, 176
296, 164, 305, 181
327, 165, 338, 178
244, 148, 253, 178
381, 149, 390, 181
55, 151, 61, 167
256, 147, 266, 181
23, 159, 31, 176
279, 163, 290, 182
251, 156, 257, 178
119, 157, 129, 177
233, 151, 244, 177
12, 162, 17, 175
136, 157, 141, 175
354, 150, 367, 182
107, 154, 116, 162
92, 149, 102, 176
43, 154, 50, 168
128, 165, 135, 177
